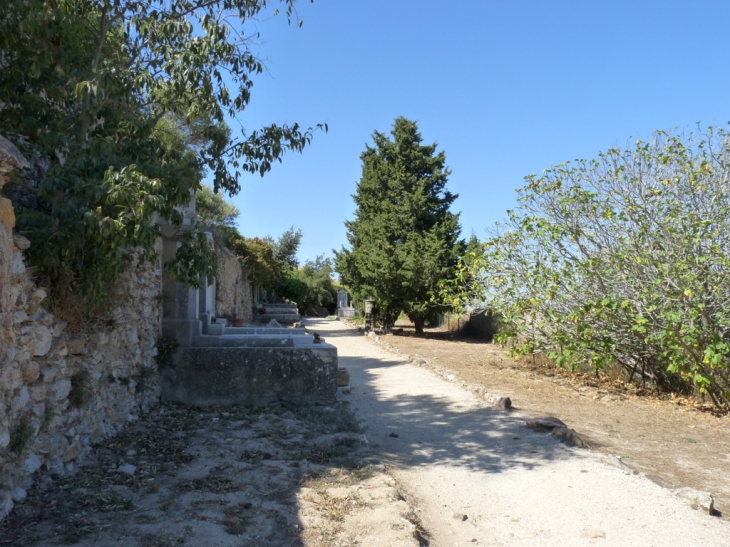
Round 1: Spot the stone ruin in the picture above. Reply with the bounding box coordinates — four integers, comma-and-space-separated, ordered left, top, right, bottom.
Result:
158, 192, 338, 407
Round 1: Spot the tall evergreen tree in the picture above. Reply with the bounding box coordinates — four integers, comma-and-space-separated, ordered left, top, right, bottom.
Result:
335, 117, 464, 334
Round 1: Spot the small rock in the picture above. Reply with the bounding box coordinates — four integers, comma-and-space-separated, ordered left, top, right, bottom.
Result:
117, 464, 137, 476
12, 233, 30, 251
495, 396, 512, 410
446, 373, 456, 382
67, 336, 85, 355
11, 488, 27, 503
551, 426, 587, 448
526, 417, 567, 430
339, 386, 352, 395
389, 432, 399, 438
674, 487, 716, 515
31, 326, 52, 357
63, 439, 83, 463
23, 454, 43, 474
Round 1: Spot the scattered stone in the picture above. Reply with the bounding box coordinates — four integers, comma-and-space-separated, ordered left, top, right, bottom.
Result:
116, 464, 137, 476
12, 233, 30, 251
673, 487, 716, 515
389, 432, 399, 438
526, 417, 567, 430
550, 426, 587, 448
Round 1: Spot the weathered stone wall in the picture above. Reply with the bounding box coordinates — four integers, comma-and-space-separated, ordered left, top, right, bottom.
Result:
161, 345, 338, 406
215, 243, 253, 323
0, 138, 162, 520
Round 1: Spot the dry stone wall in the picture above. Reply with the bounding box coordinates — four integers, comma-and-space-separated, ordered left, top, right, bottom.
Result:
0, 138, 162, 521
215, 242, 253, 323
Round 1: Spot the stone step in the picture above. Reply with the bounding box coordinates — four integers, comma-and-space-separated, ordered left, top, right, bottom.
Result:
194, 335, 295, 348
162, 345, 338, 406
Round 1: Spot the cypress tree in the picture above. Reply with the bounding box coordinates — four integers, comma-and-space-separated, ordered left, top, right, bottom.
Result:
335, 117, 464, 334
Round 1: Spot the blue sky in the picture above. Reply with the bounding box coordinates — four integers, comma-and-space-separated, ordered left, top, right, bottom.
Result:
211, 1, 730, 264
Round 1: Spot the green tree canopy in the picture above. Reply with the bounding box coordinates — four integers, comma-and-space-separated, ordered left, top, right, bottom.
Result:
0, 0, 321, 307
335, 117, 464, 334
475, 127, 730, 406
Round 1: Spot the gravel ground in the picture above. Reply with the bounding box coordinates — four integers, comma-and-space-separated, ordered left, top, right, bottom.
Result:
310, 318, 730, 547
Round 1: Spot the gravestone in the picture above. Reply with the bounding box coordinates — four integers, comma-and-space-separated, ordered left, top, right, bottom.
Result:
336, 289, 358, 318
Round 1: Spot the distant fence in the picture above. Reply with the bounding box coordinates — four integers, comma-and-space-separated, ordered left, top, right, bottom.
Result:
434, 309, 499, 341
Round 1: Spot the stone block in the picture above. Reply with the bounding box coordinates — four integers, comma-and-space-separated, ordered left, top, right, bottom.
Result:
23, 454, 42, 474
12, 233, 30, 250
67, 336, 85, 355
30, 325, 52, 357
337, 367, 351, 387
162, 345, 338, 406
0, 198, 15, 229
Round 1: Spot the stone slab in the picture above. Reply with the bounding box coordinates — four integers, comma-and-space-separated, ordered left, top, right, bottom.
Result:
224, 327, 307, 336
193, 335, 295, 348
161, 346, 338, 406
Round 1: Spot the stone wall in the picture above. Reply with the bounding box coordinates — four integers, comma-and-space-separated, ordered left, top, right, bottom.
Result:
162, 345, 338, 406
0, 137, 162, 520
215, 242, 253, 323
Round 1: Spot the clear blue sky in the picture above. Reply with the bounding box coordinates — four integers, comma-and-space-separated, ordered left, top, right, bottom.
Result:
210, 1, 730, 264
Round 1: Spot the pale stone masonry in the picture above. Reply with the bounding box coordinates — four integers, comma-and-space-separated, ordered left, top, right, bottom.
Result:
0, 137, 161, 522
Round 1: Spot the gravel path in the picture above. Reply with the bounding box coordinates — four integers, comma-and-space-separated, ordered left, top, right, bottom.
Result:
308, 318, 730, 547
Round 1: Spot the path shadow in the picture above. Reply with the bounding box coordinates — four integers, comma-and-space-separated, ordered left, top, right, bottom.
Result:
307, 319, 584, 475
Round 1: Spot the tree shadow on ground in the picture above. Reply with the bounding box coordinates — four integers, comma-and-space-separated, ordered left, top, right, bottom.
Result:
308, 319, 587, 476
345, 356, 579, 474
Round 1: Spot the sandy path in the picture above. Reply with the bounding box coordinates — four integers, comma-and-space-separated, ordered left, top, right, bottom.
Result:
308, 318, 730, 547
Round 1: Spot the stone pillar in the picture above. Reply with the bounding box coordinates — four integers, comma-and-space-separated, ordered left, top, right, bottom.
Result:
364, 299, 375, 331
337, 289, 349, 310
160, 229, 201, 347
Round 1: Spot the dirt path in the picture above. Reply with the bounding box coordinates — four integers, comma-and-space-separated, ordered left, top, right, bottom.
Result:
311, 318, 730, 546
369, 323, 730, 516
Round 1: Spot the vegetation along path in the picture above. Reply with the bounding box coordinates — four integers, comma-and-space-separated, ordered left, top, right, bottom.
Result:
312, 318, 730, 546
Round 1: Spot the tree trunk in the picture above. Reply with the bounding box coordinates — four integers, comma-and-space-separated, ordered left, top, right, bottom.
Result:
413, 316, 425, 336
